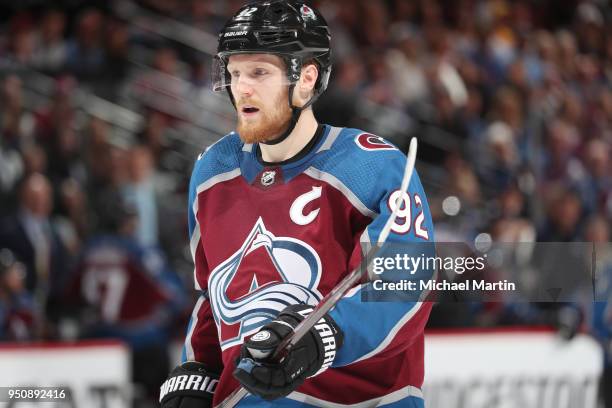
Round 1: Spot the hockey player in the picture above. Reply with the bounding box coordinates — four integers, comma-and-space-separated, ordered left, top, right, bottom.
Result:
160, 1, 434, 407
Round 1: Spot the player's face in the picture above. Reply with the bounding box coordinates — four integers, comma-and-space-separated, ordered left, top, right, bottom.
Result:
227, 54, 293, 143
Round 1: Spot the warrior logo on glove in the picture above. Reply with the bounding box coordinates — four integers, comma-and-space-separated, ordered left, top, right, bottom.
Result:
294, 306, 339, 372
159, 362, 220, 408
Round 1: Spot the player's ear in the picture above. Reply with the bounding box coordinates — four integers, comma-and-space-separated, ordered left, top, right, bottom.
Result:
295, 62, 318, 106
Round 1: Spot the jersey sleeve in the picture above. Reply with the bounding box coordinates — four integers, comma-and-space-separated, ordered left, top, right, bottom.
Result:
328, 148, 435, 367
181, 156, 223, 372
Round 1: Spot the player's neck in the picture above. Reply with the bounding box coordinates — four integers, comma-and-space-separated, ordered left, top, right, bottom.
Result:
259, 109, 319, 163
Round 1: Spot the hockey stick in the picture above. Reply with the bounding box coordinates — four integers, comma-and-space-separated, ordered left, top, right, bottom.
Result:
217, 137, 419, 408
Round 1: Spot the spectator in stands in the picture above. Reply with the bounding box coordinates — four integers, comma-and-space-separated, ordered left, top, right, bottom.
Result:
575, 2, 606, 56
385, 27, 429, 107
132, 45, 189, 120
8, 23, 35, 65
33, 77, 76, 147
0, 141, 23, 213
1, 75, 33, 148
181, 0, 226, 34
538, 118, 583, 206
429, 84, 466, 140
490, 185, 536, 243
557, 30, 579, 80
479, 121, 520, 192
137, 111, 170, 164
0, 173, 70, 301
58, 179, 91, 243
31, 9, 67, 73
84, 117, 113, 188
121, 145, 159, 247
0, 248, 37, 342
538, 189, 584, 242
0, 76, 26, 213
360, 1, 390, 49
462, 86, 487, 154
363, 52, 400, 106
99, 18, 130, 100
19, 142, 47, 179
47, 126, 87, 187
65, 9, 106, 80
577, 138, 611, 215
443, 151, 482, 210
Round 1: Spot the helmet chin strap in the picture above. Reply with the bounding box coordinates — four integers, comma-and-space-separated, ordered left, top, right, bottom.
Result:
262, 84, 319, 146
261, 84, 300, 146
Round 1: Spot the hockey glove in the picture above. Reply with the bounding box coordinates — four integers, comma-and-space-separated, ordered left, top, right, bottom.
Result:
233, 304, 344, 400
159, 361, 219, 408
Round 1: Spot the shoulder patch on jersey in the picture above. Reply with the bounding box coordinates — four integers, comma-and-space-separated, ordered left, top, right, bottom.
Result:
354, 133, 397, 151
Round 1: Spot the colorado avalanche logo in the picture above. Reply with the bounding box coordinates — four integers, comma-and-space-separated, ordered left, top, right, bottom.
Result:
209, 218, 322, 350
355, 133, 397, 151
300, 5, 316, 20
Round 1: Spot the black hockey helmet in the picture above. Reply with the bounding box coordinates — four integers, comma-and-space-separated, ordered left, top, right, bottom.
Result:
213, 1, 332, 144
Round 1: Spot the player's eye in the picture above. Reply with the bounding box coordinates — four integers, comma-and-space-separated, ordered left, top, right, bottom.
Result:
253, 68, 268, 76
230, 70, 240, 78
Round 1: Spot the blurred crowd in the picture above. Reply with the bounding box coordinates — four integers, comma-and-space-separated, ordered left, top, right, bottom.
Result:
0, 0, 611, 405
312, 0, 612, 245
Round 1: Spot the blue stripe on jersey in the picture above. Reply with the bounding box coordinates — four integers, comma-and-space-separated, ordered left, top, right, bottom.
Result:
382, 396, 425, 408
239, 395, 311, 407
240, 147, 263, 184
180, 316, 193, 363
237, 393, 425, 407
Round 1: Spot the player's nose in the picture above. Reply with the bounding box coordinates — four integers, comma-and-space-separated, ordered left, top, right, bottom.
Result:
235, 77, 254, 97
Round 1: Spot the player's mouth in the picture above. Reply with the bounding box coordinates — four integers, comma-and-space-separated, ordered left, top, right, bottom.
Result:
240, 105, 260, 117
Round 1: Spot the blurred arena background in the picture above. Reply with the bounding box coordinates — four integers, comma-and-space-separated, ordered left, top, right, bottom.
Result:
0, 0, 610, 407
